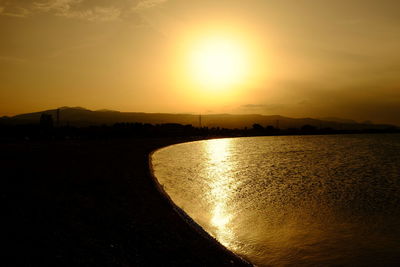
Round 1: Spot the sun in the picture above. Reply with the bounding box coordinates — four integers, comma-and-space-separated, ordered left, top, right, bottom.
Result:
172, 26, 267, 103
188, 36, 249, 90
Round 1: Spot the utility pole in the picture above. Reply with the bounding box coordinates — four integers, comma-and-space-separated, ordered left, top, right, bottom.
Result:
56, 108, 60, 127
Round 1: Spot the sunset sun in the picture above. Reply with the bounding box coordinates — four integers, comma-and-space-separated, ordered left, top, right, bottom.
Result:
187, 36, 250, 90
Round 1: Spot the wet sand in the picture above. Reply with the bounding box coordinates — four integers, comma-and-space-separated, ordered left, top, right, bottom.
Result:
2, 138, 251, 266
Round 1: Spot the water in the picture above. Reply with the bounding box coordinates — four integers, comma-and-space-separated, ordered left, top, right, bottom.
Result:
151, 134, 400, 266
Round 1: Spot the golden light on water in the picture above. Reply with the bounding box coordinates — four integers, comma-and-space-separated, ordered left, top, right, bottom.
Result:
203, 139, 239, 248
153, 135, 400, 266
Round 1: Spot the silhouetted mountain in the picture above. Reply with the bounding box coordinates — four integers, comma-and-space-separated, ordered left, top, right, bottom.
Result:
0, 107, 397, 130
362, 120, 373, 125
319, 117, 358, 124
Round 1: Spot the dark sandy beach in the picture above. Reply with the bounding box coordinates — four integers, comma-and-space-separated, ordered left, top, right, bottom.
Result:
2, 138, 251, 266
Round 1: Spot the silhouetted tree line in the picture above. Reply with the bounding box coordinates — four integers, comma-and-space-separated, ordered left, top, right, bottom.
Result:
0, 114, 398, 141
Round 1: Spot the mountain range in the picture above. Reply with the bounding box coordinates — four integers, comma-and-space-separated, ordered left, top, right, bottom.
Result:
0, 107, 396, 130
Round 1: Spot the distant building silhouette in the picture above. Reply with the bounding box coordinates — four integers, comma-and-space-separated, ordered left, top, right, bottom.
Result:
252, 123, 264, 131
266, 125, 275, 131
301, 124, 317, 131
40, 114, 53, 129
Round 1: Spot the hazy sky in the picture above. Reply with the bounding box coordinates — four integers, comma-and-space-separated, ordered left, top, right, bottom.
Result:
1, 0, 400, 125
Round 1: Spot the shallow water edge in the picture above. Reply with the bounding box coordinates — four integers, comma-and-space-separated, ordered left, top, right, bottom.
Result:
149, 142, 253, 266
151, 134, 400, 266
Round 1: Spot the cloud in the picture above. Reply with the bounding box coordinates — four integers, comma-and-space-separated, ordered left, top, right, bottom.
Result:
241, 104, 284, 112
134, 0, 167, 10
0, 55, 27, 63
0, 0, 167, 21
33, 0, 80, 13
242, 104, 266, 109
33, 0, 125, 21
0, 1, 32, 17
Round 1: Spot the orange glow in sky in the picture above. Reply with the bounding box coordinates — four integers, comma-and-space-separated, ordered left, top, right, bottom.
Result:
1, 0, 400, 125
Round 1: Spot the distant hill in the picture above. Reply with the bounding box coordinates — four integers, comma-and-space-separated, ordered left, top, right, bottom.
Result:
0, 107, 397, 130
319, 117, 358, 124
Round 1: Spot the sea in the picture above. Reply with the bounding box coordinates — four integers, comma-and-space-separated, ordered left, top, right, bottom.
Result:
151, 134, 400, 266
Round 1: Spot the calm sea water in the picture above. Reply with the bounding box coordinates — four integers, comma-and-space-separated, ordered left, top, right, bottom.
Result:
151, 134, 400, 266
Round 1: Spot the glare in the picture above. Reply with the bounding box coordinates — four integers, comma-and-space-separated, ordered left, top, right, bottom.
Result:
188, 37, 249, 90
204, 138, 239, 248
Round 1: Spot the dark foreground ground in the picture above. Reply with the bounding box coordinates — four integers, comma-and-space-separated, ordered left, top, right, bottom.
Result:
2, 138, 251, 266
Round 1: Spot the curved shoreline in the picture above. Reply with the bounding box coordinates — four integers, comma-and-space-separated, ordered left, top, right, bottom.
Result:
2, 137, 252, 266
148, 144, 253, 266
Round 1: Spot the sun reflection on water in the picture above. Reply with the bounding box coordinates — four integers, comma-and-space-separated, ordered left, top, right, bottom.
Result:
153, 135, 400, 266
203, 138, 240, 248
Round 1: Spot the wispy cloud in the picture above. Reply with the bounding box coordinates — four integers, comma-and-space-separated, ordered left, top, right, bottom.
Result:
134, 0, 167, 10
0, 0, 167, 21
241, 104, 284, 112
0, 55, 27, 63
34, 0, 80, 14
33, 0, 121, 21
0, 1, 32, 17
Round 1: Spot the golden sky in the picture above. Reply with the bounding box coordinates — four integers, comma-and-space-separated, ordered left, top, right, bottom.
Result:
1, 0, 400, 125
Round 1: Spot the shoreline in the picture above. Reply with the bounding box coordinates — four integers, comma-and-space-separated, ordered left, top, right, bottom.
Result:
2, 137, 251, 266
148, 145, 252, 266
